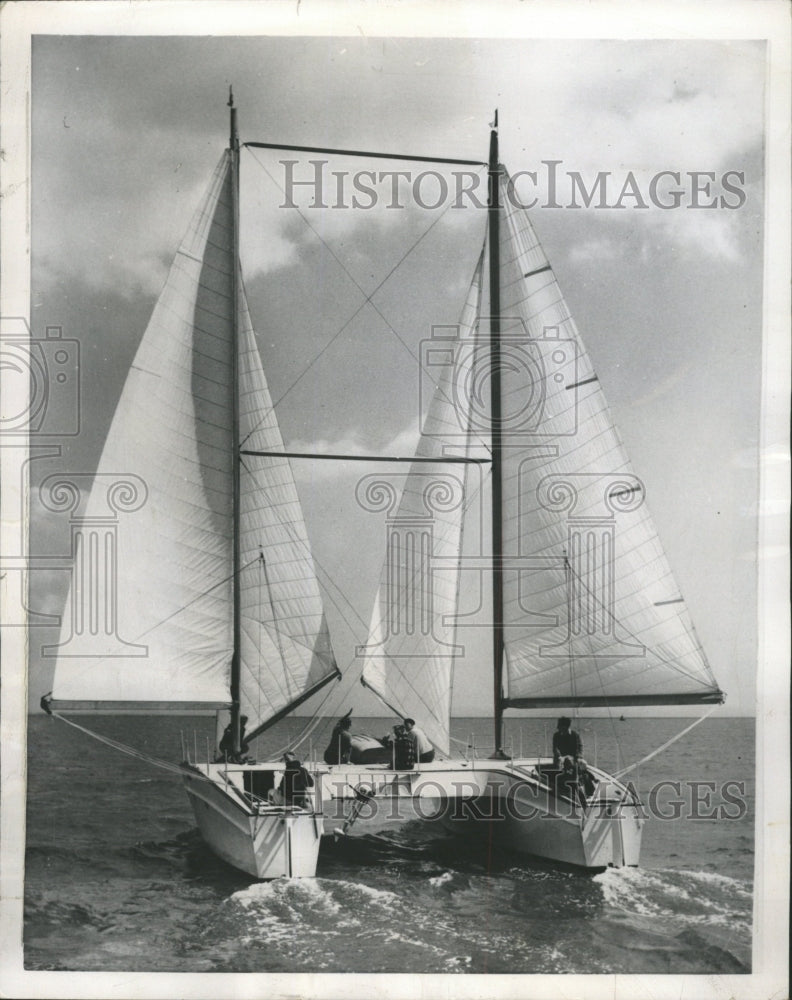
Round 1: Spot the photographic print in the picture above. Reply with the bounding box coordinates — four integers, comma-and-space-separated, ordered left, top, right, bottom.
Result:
1, 3, 788, 999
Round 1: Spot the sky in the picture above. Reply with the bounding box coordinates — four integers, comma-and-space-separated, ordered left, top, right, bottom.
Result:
25, 31, 767, 718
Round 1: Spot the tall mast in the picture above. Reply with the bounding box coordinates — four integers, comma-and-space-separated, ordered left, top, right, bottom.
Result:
228, 88, 243, 752
488, 111, 505, 755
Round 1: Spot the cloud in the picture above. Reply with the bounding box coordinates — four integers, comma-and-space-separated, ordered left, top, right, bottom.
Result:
568, 237, 619, 265
286, 419, 421, 481
32, 37, 764, 296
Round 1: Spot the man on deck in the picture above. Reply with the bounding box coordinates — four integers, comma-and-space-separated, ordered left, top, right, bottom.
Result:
403, 718, 435, 763
218, 715, 250, 764
323, 710, 353, 764
552, 716, 582, 765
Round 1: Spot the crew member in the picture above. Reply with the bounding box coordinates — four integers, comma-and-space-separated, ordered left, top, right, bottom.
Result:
274, 752, 314, 806
552, 716, 582, 764
218, 715, 250, 763
403, 718, 434, 763
323, 710, 353, 764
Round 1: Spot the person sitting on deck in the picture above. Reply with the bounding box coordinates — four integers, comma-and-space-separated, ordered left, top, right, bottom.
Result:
555, 756, 581, 804
552, 716, 582, 765
270, 752, 314, 807
323, 710, 353, 765
217, 715, 250, 764
577, 758, 597, 800
403, 718, 435, 763
390, 724, 415, 770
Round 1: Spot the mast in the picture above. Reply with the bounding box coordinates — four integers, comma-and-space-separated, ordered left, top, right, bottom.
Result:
488, 111, 505, 754
228, 88, 243, 752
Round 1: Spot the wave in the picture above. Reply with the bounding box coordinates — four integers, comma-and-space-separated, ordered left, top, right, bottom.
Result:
25, 894, 113, 934
25, 843, 119, 876
594, 865, 753, 968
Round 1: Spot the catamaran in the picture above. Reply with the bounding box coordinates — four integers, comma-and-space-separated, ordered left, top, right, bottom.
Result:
42, 98, 724, 878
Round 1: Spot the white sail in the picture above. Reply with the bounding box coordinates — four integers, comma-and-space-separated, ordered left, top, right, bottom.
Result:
50, 152, 338, 725
360, 254, 485, 755
237, 294, 339, 734
496, 170, 722, 708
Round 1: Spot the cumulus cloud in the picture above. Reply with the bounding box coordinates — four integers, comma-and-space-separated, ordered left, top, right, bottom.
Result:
32, 37, 764, 294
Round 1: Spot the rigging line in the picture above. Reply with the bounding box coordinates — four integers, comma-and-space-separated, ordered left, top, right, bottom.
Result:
357, 455, 490, 666
244, 140, 486, 167
242, 147, 491, 454
268, 682, 339, 757
241, 457, 369, 638
561, 553, 716, 691
49, 712, 210, 782
129, 554, 260, 644
613, 706, 719, 779
240, 450, 491, 465
562, 549, 628, 760
564, 554, 579, 737
258, 550, 295, 702
257, 551, 263, 723
268, 638, 385, 757
245, 413, 488, 726
445, 299, 481, 721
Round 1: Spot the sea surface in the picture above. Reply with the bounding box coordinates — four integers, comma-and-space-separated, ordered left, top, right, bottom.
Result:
24, 714, 754, 974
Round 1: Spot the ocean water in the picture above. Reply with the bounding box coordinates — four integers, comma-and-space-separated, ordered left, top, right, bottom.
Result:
24, 714, 754, 974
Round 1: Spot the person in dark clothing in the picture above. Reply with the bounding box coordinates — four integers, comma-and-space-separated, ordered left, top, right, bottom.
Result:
218, 715, 250, 763
391, 724, 415, 770
323, 710, 353, 764
277, 753, 314, 806
555, 756, 583, 806
552, 716, 582, 765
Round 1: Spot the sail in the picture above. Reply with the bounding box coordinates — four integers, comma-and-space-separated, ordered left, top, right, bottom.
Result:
359, 254, 485, 755
496, 169, 723, 708
237, 293, 339, 736
49, 151, 338, 726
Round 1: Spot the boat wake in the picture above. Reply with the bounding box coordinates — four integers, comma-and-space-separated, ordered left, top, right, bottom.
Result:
594, 866, 752, 971
209, 878, 460, 972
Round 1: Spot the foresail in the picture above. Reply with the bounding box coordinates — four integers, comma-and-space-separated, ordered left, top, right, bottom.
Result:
49, 155, 237, 709
49, 152, 339, 724
360, 253, 485, 755
497, 170, 723, 708
237, 294, 339, 737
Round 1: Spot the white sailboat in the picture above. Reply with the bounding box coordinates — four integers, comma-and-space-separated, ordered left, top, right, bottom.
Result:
43, 99, 723, 878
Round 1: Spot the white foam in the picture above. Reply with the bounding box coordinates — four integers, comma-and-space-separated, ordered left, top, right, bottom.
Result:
330, 879, 400, 905
233, 877, 338, 914
682, 869, 753, 898
594, 866, 752, 934
429, 872, 454, 888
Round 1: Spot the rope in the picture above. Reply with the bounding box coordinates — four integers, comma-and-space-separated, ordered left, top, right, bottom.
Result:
613, 706, 719, 779
242, 146, 491, 454
48, 711, 215, 783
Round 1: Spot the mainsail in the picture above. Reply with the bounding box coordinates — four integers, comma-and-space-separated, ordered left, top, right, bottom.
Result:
496, 169, 723, 708
49, 152, 338, 731
359, 254, 485, 755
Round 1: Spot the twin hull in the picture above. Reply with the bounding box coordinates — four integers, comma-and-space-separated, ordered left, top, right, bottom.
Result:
183, 758, 643, 879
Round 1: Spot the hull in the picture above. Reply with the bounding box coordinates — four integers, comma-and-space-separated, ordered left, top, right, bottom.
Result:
182, 770, 322, 878
436, 764, 643, 869
184, 756, 643, 878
